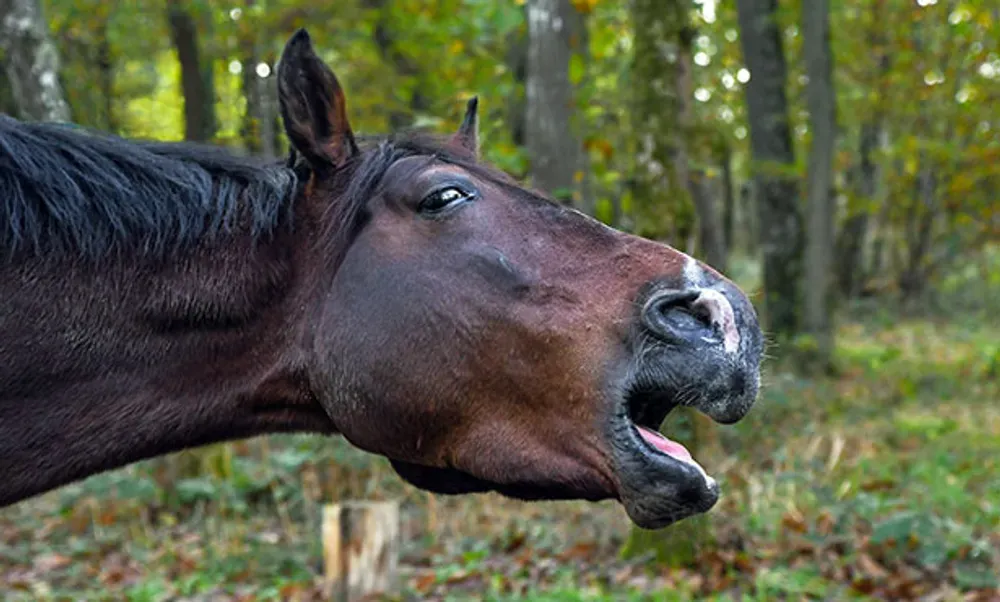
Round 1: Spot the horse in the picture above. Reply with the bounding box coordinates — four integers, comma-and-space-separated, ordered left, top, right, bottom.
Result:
0, 29, 763, 530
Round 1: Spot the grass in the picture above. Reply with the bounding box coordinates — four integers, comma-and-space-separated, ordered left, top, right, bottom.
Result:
1, 312, 998, 601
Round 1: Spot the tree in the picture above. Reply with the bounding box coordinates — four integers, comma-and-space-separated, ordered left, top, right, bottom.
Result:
801, 0, 836, 372
365, 0, 432, 130
0, 57, 16, 114
735, 0, 801, 340
524, 0, 585, 203
676, 30, 727, 271
834, 0, 890, 299
235, 0, 278, 158
721, 143, 737, 255
625, 0, 694, 242
0, 0, 71, 122
166, 0, 216, 142
620, 0, 719, 566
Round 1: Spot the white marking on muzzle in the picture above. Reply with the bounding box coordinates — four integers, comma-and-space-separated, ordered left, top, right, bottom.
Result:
683, 256, 705, 288
693, 289, 740, 354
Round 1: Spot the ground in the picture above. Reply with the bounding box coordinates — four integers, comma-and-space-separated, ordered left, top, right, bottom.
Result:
1, 310, 998, 601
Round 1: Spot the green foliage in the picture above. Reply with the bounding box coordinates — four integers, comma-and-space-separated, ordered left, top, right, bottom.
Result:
3, 1, 1000, 599
30, 0, 995, 302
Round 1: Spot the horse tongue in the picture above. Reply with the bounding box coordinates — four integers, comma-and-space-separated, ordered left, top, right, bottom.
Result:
636, 426, 694, 463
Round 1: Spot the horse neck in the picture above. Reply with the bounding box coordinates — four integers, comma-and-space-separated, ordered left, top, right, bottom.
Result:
0, 230, 336, 508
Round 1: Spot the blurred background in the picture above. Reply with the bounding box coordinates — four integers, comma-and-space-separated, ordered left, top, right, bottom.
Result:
1, 0, 998, 600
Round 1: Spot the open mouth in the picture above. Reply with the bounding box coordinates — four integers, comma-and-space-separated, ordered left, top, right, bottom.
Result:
623, 386, 714, 483
608, 379, 723, 530
627, 388, 698, 467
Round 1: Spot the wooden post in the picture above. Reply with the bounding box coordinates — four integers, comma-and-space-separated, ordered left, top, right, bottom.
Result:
322, 500, 400, 602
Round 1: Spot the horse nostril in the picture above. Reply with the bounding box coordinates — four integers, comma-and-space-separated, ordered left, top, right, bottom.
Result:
641, 289, 710, 343
641, 287, 742, 353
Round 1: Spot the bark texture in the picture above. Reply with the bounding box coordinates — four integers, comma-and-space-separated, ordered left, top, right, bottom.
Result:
0, 0, 71, 122
736, 0, 802, 339
621, 0, 718, 565
834, 0, 890, 298
167, 0, 217, 142
525, 0, 584, 203
676, 31, 727, 271
323, 501, 400, 602
238, 0, 277, 157
802, 0, 836, 371
722, 146, 736, 253
628, 0, 694, 241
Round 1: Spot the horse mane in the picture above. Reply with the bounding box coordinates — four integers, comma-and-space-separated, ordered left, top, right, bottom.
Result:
0, 114, 546, 264
0, 115, 299, 261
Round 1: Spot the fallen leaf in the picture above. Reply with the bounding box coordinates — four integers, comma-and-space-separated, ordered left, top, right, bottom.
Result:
857, 552, 890, 580
33, 552, 71, 572
781, 511, 808, 534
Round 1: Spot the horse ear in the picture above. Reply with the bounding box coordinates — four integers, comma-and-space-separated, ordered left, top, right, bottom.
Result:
451, 96, 479, 155
277, 29, 358, 169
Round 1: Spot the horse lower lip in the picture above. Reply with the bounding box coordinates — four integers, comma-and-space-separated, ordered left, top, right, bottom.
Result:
610, 415, 721, 529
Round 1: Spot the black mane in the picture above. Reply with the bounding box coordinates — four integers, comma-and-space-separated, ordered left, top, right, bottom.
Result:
0, 115, 545, 264
0, 115, 298, 261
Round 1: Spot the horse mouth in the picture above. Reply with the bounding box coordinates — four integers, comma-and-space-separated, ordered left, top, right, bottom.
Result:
607, 382, 724, 530
625, 390, 695, 464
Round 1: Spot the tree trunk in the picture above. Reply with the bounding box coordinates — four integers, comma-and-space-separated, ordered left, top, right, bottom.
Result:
240, 55, 263, 155
689, 173, 727, 270
167, 0, 216, 142
260, 51, 281, 157
897, 13, 937, 305
676, 32, 727, 271
801, 0, 836, 373
741, 182, 758, 257
238, 0, 273, 156
900, 162, 935, 302
323, 501, 400, 601
621, 0, 717, 566
735, 0, 802, 340
525, 0, 585, 204
722, 145, 736, 254
627, 0, 694, 241
96, 18, 115, 132
365, 0, 431, 130
836, 122, 878, 297
866, 137, 894, 289
0, 0, 71, 122
506, 15, 528, 150
0, 56, 16, 114
835, 1, 889, 299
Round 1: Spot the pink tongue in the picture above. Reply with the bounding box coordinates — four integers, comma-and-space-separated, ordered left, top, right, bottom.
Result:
637, 426, 694, 463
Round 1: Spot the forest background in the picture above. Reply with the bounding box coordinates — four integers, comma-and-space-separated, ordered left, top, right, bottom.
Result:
1, 0, 998, 600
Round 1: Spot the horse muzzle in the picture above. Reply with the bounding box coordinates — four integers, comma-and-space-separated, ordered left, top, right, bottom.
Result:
606, 273, 764, 529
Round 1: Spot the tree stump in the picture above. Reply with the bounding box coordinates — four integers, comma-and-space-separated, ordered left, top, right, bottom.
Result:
322, 500, 400, 602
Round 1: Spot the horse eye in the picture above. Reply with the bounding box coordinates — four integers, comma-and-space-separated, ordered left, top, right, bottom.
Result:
419, 186, 473, 214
